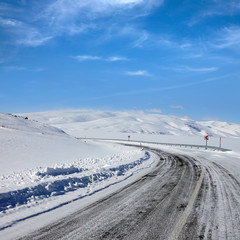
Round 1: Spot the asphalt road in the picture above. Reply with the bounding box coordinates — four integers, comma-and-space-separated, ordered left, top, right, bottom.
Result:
20, 147, 240, 240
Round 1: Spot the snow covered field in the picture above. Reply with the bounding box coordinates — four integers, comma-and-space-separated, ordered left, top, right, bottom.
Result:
1, 110, 240, 239
0, 113, 158, 239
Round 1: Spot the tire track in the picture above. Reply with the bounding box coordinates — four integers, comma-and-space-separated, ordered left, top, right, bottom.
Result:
178, 157, 240, 240
168, 163, 205, 240
20, 149, 201, 240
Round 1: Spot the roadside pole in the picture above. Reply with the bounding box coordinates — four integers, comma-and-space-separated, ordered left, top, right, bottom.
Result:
204, 135, 209, 150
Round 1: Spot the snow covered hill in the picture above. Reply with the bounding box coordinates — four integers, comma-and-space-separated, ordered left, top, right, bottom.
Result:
24, 109, 240, 139
0, 112, 158, 239
0, 112, 66, 136
1, 110, 240, 239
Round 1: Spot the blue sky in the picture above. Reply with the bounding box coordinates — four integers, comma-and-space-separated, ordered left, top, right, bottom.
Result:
0, 0, 240, 123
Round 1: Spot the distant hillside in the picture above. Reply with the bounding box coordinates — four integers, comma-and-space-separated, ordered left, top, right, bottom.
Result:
0, 112, 67, 136
23, 110, 240, 138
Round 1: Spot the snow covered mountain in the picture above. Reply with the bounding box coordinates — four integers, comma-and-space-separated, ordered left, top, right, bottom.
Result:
24, 109, 240, 139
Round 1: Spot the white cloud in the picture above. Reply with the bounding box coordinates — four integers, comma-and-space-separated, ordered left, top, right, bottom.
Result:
213, 26, 240, 49
107, 56, 129, 62
172, 66, 218, 73
41, 0, 163, 36
125, 70, 151, 76
73, 55, 102, 61
0, 16, 52, 47
0, 17, 20, 27
73, 55, 129, 62
169, 105, 184, 110
188, 1, 240, 26
111, 26, 151, 49
44, 0, 161, 17
119, 27, 193, 50
0, 1, 163, 47
18, 35, 53, 47
133, 32, 149, 48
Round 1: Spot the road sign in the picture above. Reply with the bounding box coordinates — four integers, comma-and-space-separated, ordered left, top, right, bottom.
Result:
204, 135, 209, 150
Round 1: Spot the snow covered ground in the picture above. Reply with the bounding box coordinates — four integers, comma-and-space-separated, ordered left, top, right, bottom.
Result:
1, 110, 240, 239
0, 113, 158, 239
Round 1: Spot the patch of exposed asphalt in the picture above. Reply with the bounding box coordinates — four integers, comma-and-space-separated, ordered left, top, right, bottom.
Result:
178, 158, 240, 240
20, 148, 202, 240
20, 147, 240, 240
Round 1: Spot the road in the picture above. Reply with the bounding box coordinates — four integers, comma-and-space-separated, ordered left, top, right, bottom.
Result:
19, 147, 240, 240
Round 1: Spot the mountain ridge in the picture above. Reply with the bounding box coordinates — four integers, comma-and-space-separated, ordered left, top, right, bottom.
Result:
21, 110, 240, 138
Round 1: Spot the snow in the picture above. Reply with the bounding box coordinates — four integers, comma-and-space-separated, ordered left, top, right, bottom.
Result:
1, 110, 240, 239
24, 109, 240, 139
0, 113, 66, 136
0, 112, 158, 239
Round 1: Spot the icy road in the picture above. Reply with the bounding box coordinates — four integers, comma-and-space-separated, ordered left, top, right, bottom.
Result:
19, 146, 240, 240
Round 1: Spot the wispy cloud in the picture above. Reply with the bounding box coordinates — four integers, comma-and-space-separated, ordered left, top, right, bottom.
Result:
43, 0, 163, 20
107, 56, 129, 62
213, 26, 240, 49
133, 32, 149, 48
40, 0, 163, 37
73, 55, 129, 62
0, 17, 21, 27
125, 70, 151, 76
18, 35, 53, 47
169, 105, 184, 110
73, 55, 102, 61
166, 66, 218, 73
0, 16, 52, 47
121, 26, 191, 50
110, 26, 151, 49
0, 1, 163, 47
188, 0, 240, 26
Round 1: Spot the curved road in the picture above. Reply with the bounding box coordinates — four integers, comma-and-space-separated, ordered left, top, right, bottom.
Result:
20, 147, 240, 240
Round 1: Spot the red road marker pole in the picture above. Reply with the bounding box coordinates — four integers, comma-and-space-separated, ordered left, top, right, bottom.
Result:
204, 135, 209, 150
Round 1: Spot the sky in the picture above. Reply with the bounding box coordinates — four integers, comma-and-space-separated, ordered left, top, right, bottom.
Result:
0, 0, 240, 123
